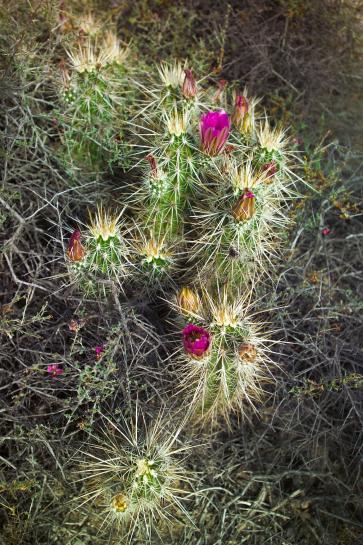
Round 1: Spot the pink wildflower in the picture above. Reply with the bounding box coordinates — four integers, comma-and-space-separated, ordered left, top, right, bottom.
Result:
322, 227, 330, 236
95, 345, 105, 360
47, 364, 63, 377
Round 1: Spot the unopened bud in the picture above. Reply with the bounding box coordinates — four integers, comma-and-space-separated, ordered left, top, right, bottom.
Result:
111, 493, 128, 513
177, 287, 200, 315
182, 69, 197, 99
224, 144, 237, 155
238, 342, 257, 363
67, 230, 85, 262
232, 190, 256, 222
146, 154, 158, 178
231, 95, 249, 130
213, 79, 227, 103
262, 161, 278, 182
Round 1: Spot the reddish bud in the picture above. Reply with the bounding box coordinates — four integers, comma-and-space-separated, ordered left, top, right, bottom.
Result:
262, 161, 278, 182
182, 69, 197, 99
146, 154, 158, 178
59, 1, 66, 22
68, 318, 86, 332
67, 230, 85, 262
231, 95, 249, 130
59, 58, 70, 89
213, 79, 227, 103
232, 189, 256, 222
224, 144, 237, 155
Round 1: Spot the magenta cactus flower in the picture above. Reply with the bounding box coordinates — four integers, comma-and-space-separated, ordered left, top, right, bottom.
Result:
200, 111, 231, 156
47, 363, 63, 377
182, 324, 211, 359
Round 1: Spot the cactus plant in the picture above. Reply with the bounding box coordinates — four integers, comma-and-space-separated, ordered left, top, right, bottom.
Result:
76, 411, 194, 541
66, 206, 131, 295
56, 27, 132, 175
173, 285, 275, 426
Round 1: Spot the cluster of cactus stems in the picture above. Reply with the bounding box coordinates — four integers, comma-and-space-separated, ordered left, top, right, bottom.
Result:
61, 14, 297, 540
56, 15, 132, 174
174, 285, 276, 426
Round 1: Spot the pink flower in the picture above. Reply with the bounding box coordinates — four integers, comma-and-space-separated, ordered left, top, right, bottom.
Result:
95, 345, 104, 360
244, 190, 255, 199
47, 364, 63, 377
182, 69, 197, 99
182, 324, 211, 359
322, 227, 330, 236
200, 111, 231, 156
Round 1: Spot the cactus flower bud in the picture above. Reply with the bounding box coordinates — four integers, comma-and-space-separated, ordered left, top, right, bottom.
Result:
146, 154, 158, 178
182, 69, 197, 99
238, 342, 257, 363
177, 287, 200, 315
231, 95, 249, 130
213, 79, 227, 103
67, 230, 85, 262
111, 493, 128, 513
224, 144, 237, 155
200, 111, 231, 156
183, 324, 211, 359
232, 190, 256, 222
262, 161, 278, 181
